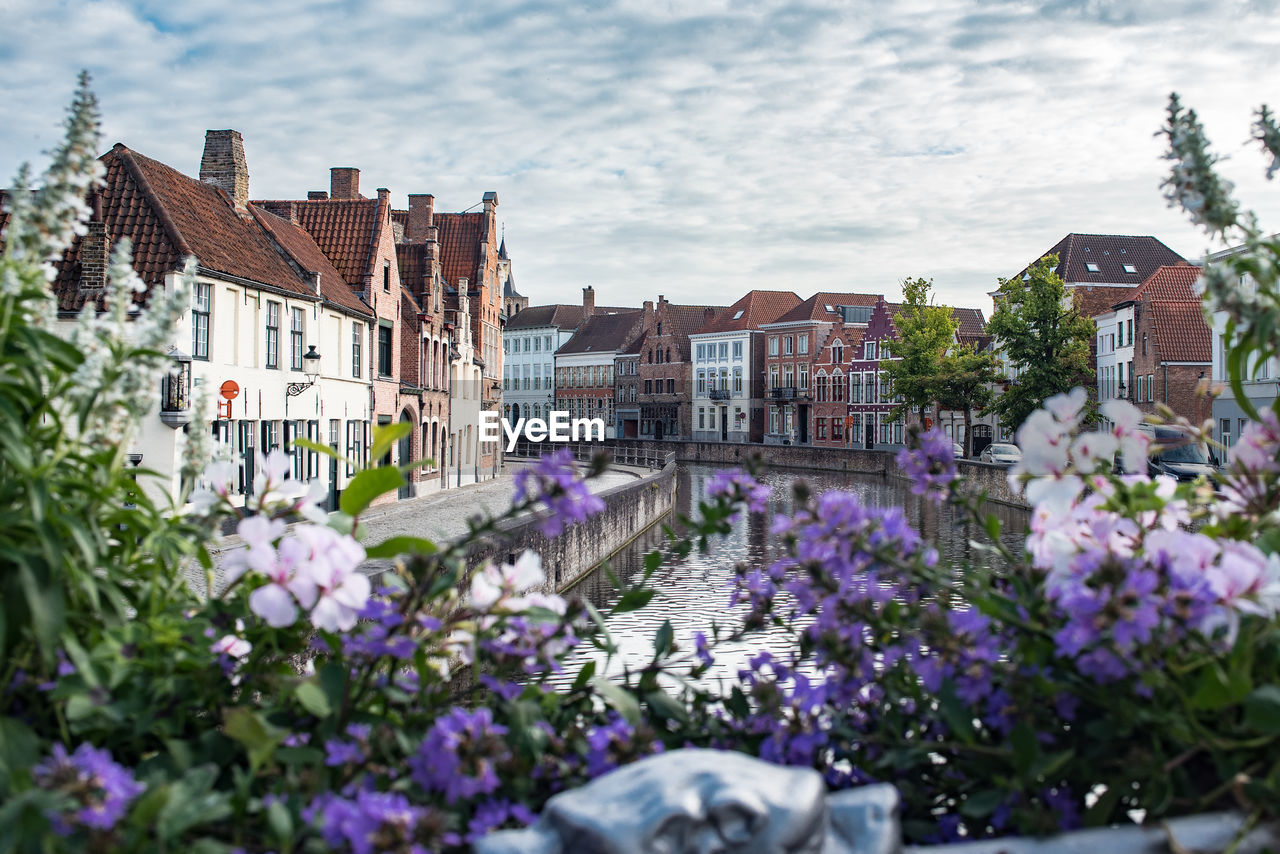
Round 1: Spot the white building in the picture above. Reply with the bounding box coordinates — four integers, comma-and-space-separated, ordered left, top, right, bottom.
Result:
53, 133, 379, 510
689, 290, 800, 443
503, 291, 597, 433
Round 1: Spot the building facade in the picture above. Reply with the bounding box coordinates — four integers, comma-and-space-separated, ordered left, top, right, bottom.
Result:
626, 297, 724, 441
555, 310, 642, 440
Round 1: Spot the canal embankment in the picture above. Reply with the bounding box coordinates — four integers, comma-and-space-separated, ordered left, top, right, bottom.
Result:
511, 439, 1027, 508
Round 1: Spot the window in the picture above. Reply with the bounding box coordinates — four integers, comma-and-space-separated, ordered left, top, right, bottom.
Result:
798, 335, 808, 354
352, 323, 363, 378
832, 371, 844, 402
378, 323, 393, 377
769, 408, 779, 434
265, 300, 280, 369
1221, 419, 1232, 449
382, 262, 390, 292
732, 341, 742, 360
783, 365, 794, 388
545, 335, 553, 351
719, 342, 728, 360
1123, 264, 1137, 274
733, 367, 742, 393
290, 307, 305, 370
832, 343, 843, 364
1148, 373, 1154, 401
769, 337, 779, 356
832, 418, 842, 440
864, 341, 876, 360
523, 337, 530, 352
699, 409, 706, 429
667, 379, 675, 394
644, 379, 652, 395
816, 418, 827, 440
1142, 333, 1147, 356
732, 310, 744, 320
798, 364, 809, 391
850, 373, 861, 403
769, 365, 778, 389
1137, 375, 1145, 402
192, 283, 211, 360
719, 368, 728, 390
1086, 262, 1100, 273
816, 374, 828, 402
783, 336, 793, 356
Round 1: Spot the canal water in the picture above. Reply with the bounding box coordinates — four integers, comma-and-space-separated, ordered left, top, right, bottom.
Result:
549, 463, 1028, 689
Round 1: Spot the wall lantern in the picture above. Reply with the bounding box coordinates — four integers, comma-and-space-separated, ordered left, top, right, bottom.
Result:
286, 346, 322, 397
159, 346, 193, 428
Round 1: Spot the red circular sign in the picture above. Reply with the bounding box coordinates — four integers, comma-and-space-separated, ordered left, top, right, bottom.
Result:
220, 380, 240, 401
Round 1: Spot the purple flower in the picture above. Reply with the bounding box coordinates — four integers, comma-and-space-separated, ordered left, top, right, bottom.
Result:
896, 427, 957, 503
465, 798, 537, 843
33, 743, 144, 836
308, 790, 429, 854
513, 449, 606, 537
706, 469, 771, 514
410, 707, 510, 803
693, 631, 714, 669
583, 713, 663, 779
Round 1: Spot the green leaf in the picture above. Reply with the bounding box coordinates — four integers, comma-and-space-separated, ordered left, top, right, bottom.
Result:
1010, 722, 1039, 778
223, 707, 283, 772
959, 788, 1005, 819
571, 660, 596, 692
937, 683, 976, 744
156, 764, 232, 840
1191, 661, 1252, 710
653, 620, 673, 658
1245, 684, 1280, 734
294, 681, 332, 718
725, 686, 750, 719
291, 437, 346, 464
364, 536, 438, 559
369, 421, 413, 464
0, 716, 39, 789
339, 466, 405, 517
266, 798, 293, 841
643, 550, 662, 579
645, 690, 689, 724
612, 588, 655, 615
592, 677, 641, 725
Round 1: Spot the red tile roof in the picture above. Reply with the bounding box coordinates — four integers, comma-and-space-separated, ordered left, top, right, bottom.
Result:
1117, 264, 1202, 305
434, 212, 484, 287
250, 207, 372, 318
1149, 301, 1211, 363
255, 198, 381, 290
1019, 233, 1187, 285
396, 243, 428, 294
767, 292, 882, 325
694, 289, 802, 334
506, 304, 585, 331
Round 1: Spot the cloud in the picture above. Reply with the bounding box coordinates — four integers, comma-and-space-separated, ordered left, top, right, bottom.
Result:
2, 0, 1278, 316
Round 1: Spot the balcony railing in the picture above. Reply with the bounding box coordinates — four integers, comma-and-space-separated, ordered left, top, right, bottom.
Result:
770, 386, 797, 400
709, 388, 731, 401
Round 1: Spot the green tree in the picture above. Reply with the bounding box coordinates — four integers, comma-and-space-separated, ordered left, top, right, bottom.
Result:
985, 255, 1095, 431
933, 345, 1001, 456
879, 277, 958, 424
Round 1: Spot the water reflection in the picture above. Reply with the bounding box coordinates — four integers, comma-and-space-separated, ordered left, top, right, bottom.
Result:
551, 464, 1027, 689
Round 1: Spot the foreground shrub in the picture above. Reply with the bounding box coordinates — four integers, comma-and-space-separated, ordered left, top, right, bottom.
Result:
3, 78, 1280, 852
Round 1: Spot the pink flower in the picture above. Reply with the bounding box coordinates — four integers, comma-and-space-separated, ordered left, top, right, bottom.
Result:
469, 551, 550, 613
252, 450, 292, 498
210, 633, 251, 660
290, 525, 369, 632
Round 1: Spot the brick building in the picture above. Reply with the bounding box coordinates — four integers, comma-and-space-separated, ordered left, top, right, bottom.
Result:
624, 297, 725, 441
1095, 264, 1211, 427
760, 293, 880, 445
556, 310, 643, 439
812, 325, 860, 447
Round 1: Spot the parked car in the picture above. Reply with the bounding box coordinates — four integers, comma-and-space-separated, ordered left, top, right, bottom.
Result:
953, 442, 964, 460
979, 443, 1022, 466
1140, 424, 1218, 482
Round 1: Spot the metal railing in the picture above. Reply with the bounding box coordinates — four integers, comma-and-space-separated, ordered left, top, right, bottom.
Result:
769, 387, 797, 400
505, 439, 674, 471
708, 388, 731, 400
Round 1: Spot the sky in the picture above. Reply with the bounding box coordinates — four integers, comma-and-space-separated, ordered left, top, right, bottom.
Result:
2, 0, 1279, 316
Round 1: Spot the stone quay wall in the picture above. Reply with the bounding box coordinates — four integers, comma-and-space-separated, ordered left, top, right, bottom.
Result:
530, 439, 1028, 509
464, 459, 677, 593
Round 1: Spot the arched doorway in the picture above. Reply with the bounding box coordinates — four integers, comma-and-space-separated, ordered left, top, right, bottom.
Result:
398, 410, 414, 499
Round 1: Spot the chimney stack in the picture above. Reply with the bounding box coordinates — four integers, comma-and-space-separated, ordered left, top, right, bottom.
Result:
482, 191, 498, 214
199, 130, 249, 211
77, 192, 107, 293
583, 286, 596, 318
307, 190, 329, 200
330, 167, 360, 200
376, 187, 390, 207
407, 194, 435, 243
643, 300, 654, 330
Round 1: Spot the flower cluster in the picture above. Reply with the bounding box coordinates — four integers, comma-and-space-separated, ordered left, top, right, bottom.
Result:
410, 708, 511, 804
512, 449, 605, 537
895, 427, 957, 503
33, 743, 143, 837
705, 469, 771, 514
307, 789, 438, 854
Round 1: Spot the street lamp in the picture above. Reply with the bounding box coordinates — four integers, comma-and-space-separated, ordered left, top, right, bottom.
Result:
286, 346, 322, 397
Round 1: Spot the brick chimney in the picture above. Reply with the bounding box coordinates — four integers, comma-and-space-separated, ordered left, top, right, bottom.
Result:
330, 167, 360, 200
643, 299, 654, 331
704, 306, 715, 323
307, 190, 329, 200
583, 285, 595, 319
199, 130, 249, 211
376, 188, 390, 207
77, 191, 107, 293
482, 191, 498, 214
407, 194, 434, 243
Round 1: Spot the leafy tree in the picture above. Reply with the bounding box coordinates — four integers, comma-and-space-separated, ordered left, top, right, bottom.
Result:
879, 277, 958, 424
934, 345, 1001, 457
985, 255, 1095, 431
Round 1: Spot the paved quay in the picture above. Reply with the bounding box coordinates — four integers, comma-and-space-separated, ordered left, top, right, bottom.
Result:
198, 460, 647, 589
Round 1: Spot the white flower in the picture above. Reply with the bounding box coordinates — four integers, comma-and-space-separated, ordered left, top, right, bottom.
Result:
1070, 431, 1119, 475
210, 634, 252, 660
288, 524, 370, 633
1101, 399, 1150, 473
1044, 388, 1088, 426
469, 551, 548, 613
252, 450, 292, 500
